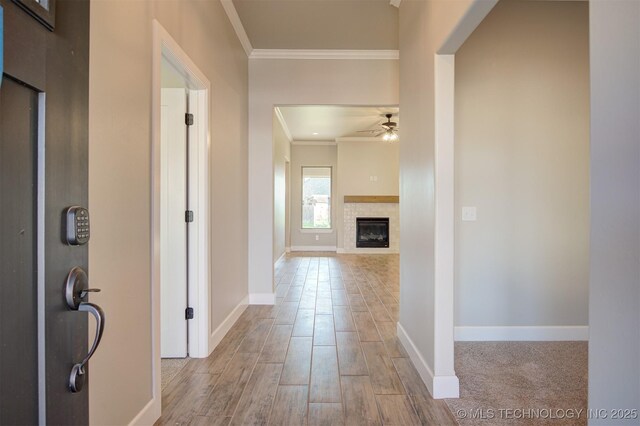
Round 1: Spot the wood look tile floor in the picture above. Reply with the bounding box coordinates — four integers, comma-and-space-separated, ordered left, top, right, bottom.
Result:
156, 254, 457, 426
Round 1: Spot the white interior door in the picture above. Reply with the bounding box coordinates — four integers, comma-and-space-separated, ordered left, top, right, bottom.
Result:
161, 88, 188, 358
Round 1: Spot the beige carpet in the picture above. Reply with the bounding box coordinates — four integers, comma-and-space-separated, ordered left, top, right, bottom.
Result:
161, 358, 189, 389
446, 342, 588, 425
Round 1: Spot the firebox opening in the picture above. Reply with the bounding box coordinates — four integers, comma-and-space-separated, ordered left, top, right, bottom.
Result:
356, 217, 390, 248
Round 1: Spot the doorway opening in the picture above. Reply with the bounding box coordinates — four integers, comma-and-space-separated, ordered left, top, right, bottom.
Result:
428, 0, 590, 409
273, 105, 400, 260
151, 20, 211, 411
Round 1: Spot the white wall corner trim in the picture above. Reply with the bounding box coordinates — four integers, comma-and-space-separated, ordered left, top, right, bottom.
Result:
128, 398, 160, 426
250, 49, 400, 60
437, 0, 499, 54
249, 292, 276, 305
454, 326, 589, 341
208, 295, 249, 354
390, 0, 401, 8
433, 53, 457, 394
290, 245, 337, 252
219, 0, 253, 56
274, 107, 293, 143
397, 322, 460, 399
432, 375, 460, 399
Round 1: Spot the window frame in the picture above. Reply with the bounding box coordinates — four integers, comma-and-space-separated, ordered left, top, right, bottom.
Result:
301, 166, 333, 230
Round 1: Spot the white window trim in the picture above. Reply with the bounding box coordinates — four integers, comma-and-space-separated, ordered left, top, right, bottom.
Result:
300, 228, 334, 233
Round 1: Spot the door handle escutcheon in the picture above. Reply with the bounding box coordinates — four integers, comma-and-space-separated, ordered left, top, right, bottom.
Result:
64, 267, 106, 393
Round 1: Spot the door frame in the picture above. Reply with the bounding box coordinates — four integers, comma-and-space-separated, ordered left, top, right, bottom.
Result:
150, 18, 211, 414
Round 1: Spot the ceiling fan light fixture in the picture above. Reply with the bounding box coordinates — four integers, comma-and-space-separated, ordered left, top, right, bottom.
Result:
383, 130, 398, 142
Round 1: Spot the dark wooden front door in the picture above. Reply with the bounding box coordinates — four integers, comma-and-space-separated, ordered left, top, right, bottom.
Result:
0, 0, 90, 424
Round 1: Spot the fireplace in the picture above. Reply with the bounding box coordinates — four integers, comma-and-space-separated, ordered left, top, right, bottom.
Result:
356, 217, 389, 248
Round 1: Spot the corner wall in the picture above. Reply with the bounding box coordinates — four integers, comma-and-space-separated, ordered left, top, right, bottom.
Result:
88, 1, 248, 424
273, 112, 290, 261
588, 0, 640, 421
454, 0, 589, 336
398, 0, 494, 397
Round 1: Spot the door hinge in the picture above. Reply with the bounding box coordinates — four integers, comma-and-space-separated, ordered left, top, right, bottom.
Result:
185, 307, 194, 320
185, 210, 194, 223
185, 113, 194, 126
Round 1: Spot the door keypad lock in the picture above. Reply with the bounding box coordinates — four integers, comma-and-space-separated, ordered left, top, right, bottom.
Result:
64, 206, 90, 245
65, 267, 105, 393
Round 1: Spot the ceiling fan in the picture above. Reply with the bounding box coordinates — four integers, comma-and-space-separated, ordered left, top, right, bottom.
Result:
357, 113, 399, 141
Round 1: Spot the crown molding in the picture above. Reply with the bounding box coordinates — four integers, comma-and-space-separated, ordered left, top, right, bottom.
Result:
220, 0, 253, 57
273, 107, 293, 143
390, 0, 401, 8
291, 140, 338, 146
250, 49, 399, 60
335, 137, 385, 143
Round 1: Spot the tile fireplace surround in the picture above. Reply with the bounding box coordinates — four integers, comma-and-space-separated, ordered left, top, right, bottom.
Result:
341, 196, 399, 254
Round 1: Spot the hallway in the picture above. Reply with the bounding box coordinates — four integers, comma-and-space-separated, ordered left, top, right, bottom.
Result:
156, 254, 456, 425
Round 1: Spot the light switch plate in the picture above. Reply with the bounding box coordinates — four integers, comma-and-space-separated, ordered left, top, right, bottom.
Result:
462, 206, 477, 221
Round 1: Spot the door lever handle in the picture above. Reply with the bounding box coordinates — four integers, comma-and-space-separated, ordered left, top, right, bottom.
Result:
80, 288, 101, 299
69, 302, 105, 392
64, 267, 106, 392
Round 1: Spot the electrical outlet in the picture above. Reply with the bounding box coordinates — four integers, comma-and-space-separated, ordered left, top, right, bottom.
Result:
462, 206, 477, 221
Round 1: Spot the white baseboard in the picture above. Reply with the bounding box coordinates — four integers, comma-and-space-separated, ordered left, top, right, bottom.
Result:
454, 326, 589, 341
397, 322, 460, 399
128, 396, 161, 426
274, 251, 286, 264
207, 295, 249, 356
336, 248, 399, 254
433, 375, 460, 399
290, 245, 337, 252
131, 296, 250, 425
249, 292, 276, 305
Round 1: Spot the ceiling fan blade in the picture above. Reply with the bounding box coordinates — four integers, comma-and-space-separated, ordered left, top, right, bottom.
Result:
357, 129, 378, 133
374, 131, 386, 137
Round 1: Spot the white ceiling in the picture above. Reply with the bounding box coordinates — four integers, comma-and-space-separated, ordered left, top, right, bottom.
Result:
232, 0, 399, 50
276, 105, 399, 141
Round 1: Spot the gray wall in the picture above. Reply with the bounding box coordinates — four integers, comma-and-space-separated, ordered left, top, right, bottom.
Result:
454, 0, 590, 327
290, 144, 338, 249
588, 0, 640, 422
89, 1, 248, 423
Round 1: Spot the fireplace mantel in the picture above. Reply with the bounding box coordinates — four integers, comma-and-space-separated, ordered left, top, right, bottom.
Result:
343, 195, 399, 203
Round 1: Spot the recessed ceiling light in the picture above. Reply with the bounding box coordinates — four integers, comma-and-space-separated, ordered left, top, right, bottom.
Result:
312, 132, 319, 135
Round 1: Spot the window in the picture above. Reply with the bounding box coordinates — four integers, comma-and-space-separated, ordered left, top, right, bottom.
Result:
302, 167, 331, 229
